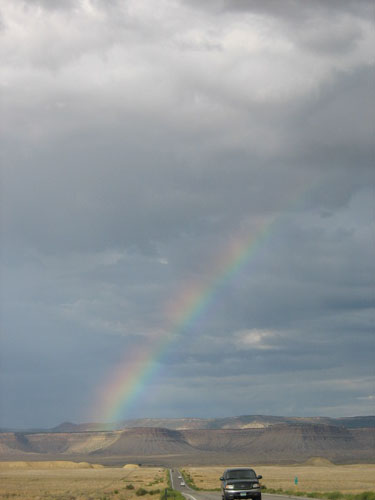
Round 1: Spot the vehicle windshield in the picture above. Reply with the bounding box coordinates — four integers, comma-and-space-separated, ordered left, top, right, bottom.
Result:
227, 470, 256, 480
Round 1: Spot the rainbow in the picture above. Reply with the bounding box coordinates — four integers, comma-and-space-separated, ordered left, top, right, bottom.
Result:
93, 214, 279, 424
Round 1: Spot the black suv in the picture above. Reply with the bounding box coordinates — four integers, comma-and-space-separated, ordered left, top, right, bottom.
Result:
220, 468, 262, 500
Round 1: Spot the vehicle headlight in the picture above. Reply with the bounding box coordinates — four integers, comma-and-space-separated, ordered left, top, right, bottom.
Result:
225, 485, 234, 490
252, 483, 259, 489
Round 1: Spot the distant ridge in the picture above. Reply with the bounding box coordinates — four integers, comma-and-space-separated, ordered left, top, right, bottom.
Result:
1, 419, 374, 465
48, 414, 375, 432
51, 422, 79, 433
50, 422, 110, 433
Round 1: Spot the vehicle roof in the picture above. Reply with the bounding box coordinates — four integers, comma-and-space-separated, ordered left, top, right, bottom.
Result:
224, 467, 254, 471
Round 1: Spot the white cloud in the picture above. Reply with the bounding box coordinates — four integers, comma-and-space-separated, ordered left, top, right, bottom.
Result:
234, 329, 280, 350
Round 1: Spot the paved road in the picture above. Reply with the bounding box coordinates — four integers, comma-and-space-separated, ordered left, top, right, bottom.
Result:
169, 469, 308, 500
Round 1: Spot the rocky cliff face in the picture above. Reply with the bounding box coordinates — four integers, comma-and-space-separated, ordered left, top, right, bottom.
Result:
1, 423, 374, 464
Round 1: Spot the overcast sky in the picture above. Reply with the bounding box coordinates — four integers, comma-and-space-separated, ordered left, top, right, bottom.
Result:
1, 0, 374, 429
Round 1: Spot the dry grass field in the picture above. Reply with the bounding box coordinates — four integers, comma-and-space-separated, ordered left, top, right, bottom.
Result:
0, 462, 166, 500
183, 463, 375, 494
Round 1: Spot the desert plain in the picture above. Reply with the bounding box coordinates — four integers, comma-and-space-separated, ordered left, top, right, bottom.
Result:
1, 461, 375, 500
183, 462, 375, 494
0, 462, 166, 500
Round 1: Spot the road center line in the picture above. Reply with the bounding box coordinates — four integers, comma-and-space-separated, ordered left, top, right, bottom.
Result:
184, 494, 199, 500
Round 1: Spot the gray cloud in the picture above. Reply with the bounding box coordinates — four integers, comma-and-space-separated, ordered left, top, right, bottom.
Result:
0, 0, 374, 428
184, 0, 374, 20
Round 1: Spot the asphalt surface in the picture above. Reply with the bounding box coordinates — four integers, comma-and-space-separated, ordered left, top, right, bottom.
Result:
169, 469, 309, 500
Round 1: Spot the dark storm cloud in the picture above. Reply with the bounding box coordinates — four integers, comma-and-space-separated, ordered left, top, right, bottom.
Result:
2, 62, 373, 256
0, 0, 374, 427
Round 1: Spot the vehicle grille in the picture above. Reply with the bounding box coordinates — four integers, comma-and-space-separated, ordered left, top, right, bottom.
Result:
235, 483, 253, 490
